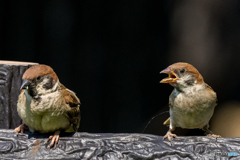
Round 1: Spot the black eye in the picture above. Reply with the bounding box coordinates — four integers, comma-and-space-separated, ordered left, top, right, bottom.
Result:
180, 69, 185, 73
36, 76, 42, 80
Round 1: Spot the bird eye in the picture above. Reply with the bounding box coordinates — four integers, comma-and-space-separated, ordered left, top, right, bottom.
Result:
180, 69, 185, 73
36, 76, 42, 80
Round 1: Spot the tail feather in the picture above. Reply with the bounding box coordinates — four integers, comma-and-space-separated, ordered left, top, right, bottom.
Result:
163, 117, 170, 125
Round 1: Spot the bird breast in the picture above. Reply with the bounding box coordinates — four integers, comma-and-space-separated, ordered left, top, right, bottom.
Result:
17, 90, 71, 133
170, 85, 217, 129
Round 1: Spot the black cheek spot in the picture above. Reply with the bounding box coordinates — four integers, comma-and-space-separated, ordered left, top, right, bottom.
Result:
185, 78, 195, 86
43, 76, 55, 89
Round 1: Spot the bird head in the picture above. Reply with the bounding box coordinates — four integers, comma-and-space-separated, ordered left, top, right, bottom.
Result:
160, 62, 204, 91
21, 65, 59, 97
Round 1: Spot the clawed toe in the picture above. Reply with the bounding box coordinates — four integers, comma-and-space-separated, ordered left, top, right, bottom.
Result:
207, 134, 221, 141
45, 135, 59, 149
14, 124, 28, 135
163, 132, 178, 143
14, 126, 21, 135
45, 131, 60, 149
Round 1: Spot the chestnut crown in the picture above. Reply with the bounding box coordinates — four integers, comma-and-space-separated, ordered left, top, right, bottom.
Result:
22, 65, 58, 82
168, 62, 203, 84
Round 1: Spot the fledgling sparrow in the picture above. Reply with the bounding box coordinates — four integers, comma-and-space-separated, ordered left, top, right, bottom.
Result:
14, 65, 81, 148
160, 62, 220, 142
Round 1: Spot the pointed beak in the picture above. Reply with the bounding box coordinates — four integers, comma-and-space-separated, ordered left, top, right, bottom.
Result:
160, 67, 178, 83
160, 67, 171, 74
20, 79, 31, 90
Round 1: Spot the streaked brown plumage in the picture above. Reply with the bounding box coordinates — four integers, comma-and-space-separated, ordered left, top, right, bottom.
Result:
160, 62, 220, 143
14, 65, 81, 148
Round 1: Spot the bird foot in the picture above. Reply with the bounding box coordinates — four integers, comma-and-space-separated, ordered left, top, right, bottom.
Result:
163, 131, 177, 143
207, 134, 221, 141
45, 130, 60, 149
14, 124, 28, 135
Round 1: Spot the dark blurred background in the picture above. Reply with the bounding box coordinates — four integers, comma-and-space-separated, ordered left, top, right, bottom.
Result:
1, 0, 240, 137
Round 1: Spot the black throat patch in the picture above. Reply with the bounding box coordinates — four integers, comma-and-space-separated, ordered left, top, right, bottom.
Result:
27, 84, 38, 97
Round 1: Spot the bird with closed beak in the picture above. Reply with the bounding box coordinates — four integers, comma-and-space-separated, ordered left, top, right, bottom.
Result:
160, 62, 220, 143
14, 65, 81, 148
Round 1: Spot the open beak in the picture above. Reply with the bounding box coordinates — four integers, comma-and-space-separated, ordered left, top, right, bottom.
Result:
20, 79, 31, 90
160, 67, 178, 83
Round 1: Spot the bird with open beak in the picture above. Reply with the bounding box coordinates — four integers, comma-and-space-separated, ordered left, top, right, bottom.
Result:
160, 62, 220, 143
14, 65, 81, 148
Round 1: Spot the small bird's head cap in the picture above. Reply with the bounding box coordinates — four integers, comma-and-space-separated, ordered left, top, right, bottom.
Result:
22, 65, 58, 82
160, 62, 204, 85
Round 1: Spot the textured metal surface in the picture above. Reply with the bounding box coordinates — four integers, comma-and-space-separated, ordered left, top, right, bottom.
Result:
0, 129, 239, 159
0, 63, 37, 129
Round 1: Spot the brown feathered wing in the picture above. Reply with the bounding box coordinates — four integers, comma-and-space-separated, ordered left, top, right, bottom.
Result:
61, 84, 81, 132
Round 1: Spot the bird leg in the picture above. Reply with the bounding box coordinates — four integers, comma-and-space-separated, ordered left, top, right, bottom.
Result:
14, 124, 28, 135
163, 127, 177, 143
45, 130, 60, 149
202, 125, 221, 141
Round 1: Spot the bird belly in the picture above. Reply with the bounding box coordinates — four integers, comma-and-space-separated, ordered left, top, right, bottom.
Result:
40, 113, 70, 133
17, 91, 70, 133
170, 97, 215, 129
170, 108, 214, 129
169, 89, 216, 129
21, 112, 70, 133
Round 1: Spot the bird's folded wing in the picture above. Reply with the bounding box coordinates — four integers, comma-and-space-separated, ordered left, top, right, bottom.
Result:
61, 84, 81, 132
205, 83, 218, 106
205, 83, 214, 91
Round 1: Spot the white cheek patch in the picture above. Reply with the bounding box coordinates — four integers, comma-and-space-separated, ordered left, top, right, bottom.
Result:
174, 75, 200, 92
36, 78, 48, 95
36, 80, 60, 96
182, 75, 192, 82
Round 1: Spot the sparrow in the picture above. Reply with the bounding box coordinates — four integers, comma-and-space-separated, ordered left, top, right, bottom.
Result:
160, 62, 220, 142
14, 65, 81, 148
